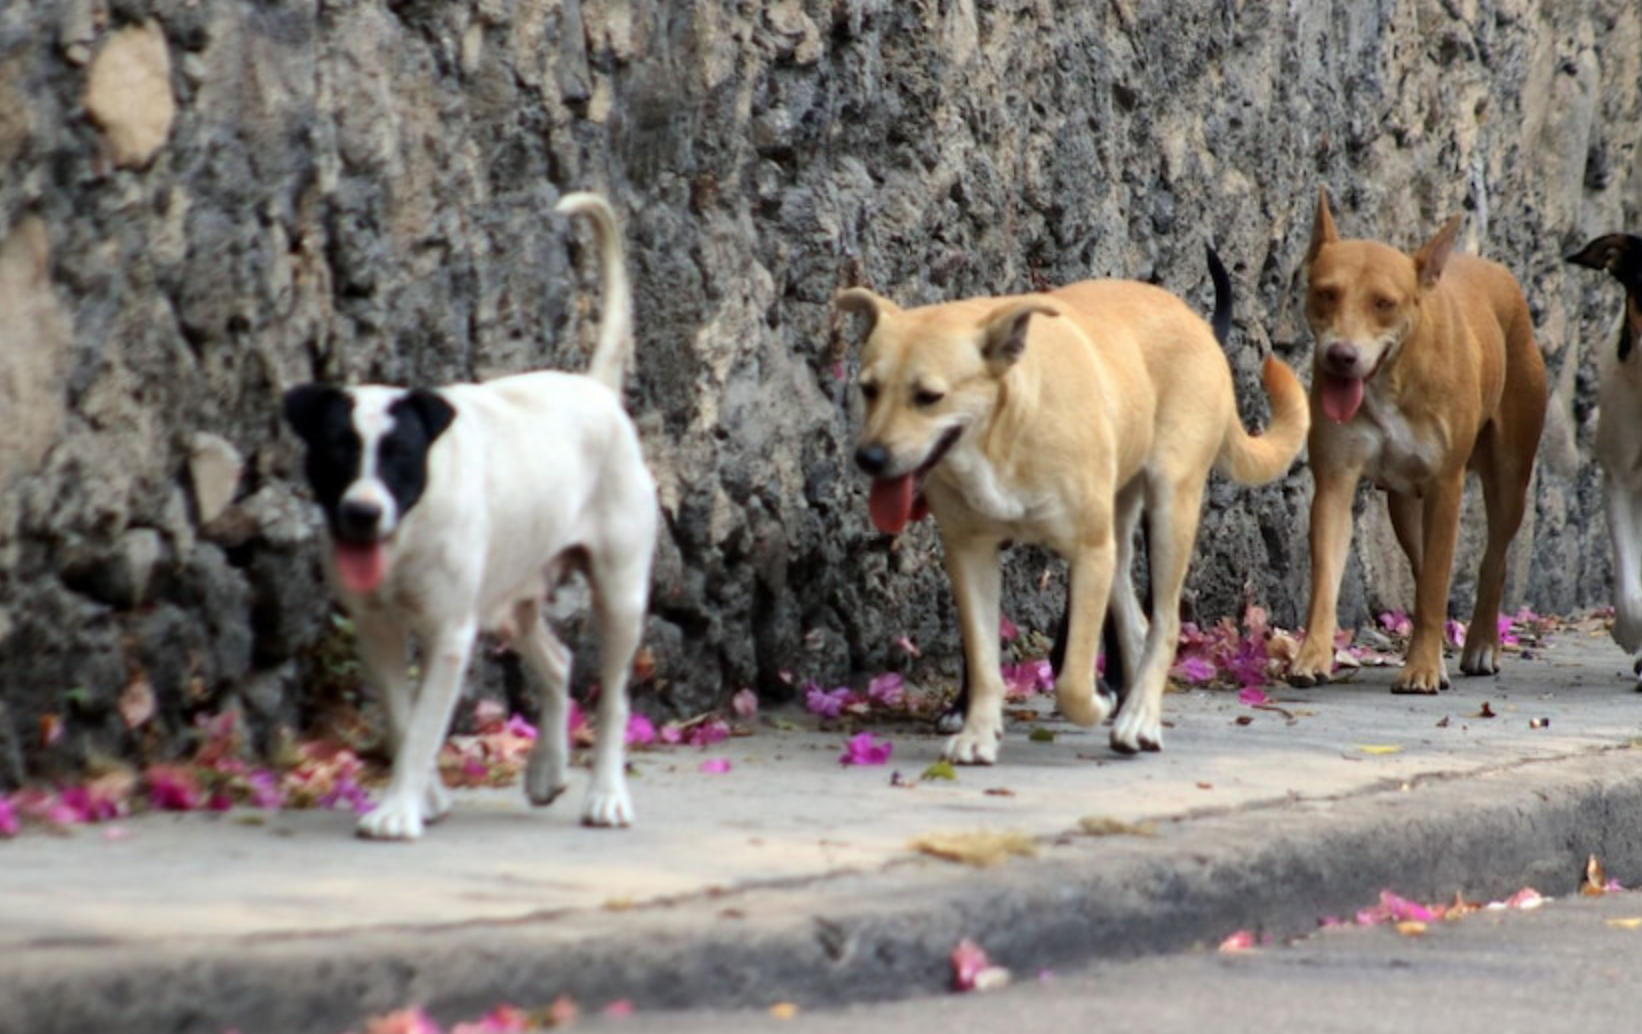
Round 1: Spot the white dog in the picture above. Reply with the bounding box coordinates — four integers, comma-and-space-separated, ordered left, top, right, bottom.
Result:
1568, 234, 1642, 676
283, 192, 657, 840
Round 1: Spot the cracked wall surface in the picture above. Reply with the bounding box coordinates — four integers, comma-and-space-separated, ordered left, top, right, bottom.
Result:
0, 0, 1637, 782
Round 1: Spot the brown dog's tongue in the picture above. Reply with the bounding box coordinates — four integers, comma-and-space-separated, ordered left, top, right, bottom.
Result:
1320, 374, 1365, 424
334, 541, 387, 595
869, 475, 917, 535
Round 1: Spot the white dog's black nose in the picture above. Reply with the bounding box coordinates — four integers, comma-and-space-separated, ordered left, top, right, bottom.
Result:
337, 499, 384, 541
855, 444, 889, 476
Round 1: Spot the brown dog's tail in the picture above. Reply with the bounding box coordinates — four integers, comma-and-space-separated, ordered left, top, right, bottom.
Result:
556, 191, 634, 396
1216, 356, 1310, 485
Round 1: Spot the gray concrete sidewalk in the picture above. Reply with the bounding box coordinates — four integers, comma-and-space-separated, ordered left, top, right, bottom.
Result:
5, 625, 1642, 1034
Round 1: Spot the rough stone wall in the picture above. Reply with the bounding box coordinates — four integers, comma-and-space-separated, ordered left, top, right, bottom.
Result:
0, 0, 1638, 784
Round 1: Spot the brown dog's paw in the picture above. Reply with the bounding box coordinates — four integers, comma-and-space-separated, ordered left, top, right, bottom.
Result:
1285, 670, 1330, 689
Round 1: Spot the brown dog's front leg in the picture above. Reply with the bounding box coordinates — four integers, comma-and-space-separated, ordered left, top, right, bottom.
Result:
1395, 473, 1465, 694
1290, 465, 1358, 686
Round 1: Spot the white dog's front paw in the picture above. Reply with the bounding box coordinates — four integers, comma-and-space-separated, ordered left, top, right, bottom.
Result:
1111, 700, 1163, 755
423, 779, 452, 823
357, 795, 425, 841
582, 784, 634, 828
943, 718, 1002, 765
525, 741, 569, 807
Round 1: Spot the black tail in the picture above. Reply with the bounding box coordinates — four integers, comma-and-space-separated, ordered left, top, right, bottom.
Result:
1205, 244, 1233, 346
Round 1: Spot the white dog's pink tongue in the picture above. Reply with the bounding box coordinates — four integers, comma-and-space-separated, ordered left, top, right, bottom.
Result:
334, 541, 387, 594
870, 475, 916, 535
1321, 374, 1365, 424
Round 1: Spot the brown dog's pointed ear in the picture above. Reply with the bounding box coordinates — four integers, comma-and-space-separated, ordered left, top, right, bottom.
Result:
835, 288, 899, 342
1307, 187, 1339, 265
1566, 234, 1641, 277
979, 301, 1059, 373
1414, 215, 1463, 289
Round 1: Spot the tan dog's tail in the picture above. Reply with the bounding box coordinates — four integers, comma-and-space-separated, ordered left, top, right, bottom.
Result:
556, 191, 634, 395
1216, 356, 1310, 484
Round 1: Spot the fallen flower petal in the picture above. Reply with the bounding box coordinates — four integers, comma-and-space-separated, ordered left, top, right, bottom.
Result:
364, 1007, 443, 1034
625, 713, 657, 747
601, 1000, 635, 1019
1357, 744, 1403, 755
951, 937, 992, 991
769, 1003, 799, 1020
1218, 930, 1257, 953
699, 758, 732, 774
1237, 687, 1269, 706
0, 796, 18, 837
839, 731, 893, 766
1606, 917, 1642, 930
451, 1004, 532, 1034
1379, 890, 1438, 923
1170, 655, 1217, 684
731, 688, 759, 718
866, 672, 906, 707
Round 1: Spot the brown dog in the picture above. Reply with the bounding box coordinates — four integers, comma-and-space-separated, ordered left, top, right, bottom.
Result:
840, 252, 1308, 761
1288, 190, 1547, 693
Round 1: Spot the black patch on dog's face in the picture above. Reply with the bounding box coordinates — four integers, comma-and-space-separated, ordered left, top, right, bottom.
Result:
1567, 234, 1642, 361
282, 384, 456, 541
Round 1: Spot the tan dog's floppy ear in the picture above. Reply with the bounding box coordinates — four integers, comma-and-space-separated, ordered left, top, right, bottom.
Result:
1307, 187, 1339, 265
1414, 215, 1464, 289
978, 301, 1059, 374
835, 288, 899, 341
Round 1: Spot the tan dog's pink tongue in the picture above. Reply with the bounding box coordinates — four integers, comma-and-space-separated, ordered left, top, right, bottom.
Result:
1320, 374, 1365, 424
869, 475, 916, 535
334, 541, 387, 594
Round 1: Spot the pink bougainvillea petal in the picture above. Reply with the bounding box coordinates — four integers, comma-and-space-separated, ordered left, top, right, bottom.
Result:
866, 672, 905, 707
731, 688, 759, 718
1217, 929, 1257, 952
364, 1007, 444, 1034
1237, 687, 1269, 706
950, 938, 991, 991
999, 615, 1020, 643
625, 714, 657, 746
0, 796, 19, 837
699, 758, 732, 774
601, 1000, 635, 1018
839, 732, 893, 767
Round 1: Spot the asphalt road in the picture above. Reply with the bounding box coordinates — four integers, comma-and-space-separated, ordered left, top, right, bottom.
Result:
590, 889, 1642, 1033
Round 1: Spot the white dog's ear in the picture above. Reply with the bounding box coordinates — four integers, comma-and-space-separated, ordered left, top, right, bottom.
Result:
835, 288, 899, 341
283, 383, 348, 443
1307, 187, 1339, 265
1414, 215, 1463, 289
398, 389, 456, 444
979, 301, 1059, 374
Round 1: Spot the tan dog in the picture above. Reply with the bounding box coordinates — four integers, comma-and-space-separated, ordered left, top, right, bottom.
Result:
1288, 190, 1547, 693
839, 252, 1308, 761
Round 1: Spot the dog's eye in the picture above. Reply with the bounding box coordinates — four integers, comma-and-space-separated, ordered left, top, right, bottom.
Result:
860, 383, 879, 402
913, 389, 945, 407
1313, 287, 1338, 305
1373, 296, 1396, 313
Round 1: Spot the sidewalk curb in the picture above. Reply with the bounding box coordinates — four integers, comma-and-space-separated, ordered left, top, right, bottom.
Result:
5, 747, 1640, 1034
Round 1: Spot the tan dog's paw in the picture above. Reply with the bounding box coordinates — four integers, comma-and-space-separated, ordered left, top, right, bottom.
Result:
1110, 703, 1163, 754
1390, 660, 1449, 695
943, 721, 1002, 765
1459, 641, 1501, 677
1286, 643, 1335, 687
357, 795, 425, 841
582, 785, 634, 828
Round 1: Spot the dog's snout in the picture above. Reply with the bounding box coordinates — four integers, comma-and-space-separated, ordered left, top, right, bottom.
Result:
1325, 343, 1361, 371
337, 499, 383, 541
855, 444, 890, 476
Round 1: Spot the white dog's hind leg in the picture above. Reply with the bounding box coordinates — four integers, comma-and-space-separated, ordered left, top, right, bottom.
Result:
513, 601, 573, 807
1606, 474, 1642, 659
357, 620, 476, 841
583, 589, 644, 827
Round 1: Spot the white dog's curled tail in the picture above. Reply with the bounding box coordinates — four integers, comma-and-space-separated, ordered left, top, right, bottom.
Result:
556, 191, 634, 396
